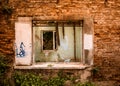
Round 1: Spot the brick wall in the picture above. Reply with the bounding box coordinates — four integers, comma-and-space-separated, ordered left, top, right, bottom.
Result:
0, 0, 120, 84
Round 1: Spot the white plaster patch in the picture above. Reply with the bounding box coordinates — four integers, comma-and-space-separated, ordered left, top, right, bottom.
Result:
15, 17, 32, 65
84, 34, 93, 49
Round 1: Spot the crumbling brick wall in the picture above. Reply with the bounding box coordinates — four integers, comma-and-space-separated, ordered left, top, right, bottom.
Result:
0, 0, 120, 85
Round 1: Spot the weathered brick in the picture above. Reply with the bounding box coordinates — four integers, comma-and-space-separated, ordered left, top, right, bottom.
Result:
0, 0, 120, 85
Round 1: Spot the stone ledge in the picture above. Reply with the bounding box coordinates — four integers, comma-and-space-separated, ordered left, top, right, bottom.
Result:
14, 62, 91, 69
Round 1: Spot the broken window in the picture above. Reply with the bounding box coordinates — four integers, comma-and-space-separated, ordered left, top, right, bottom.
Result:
15, 17, 93, 67
42, 31, 56, 50
33, 21, 83, 63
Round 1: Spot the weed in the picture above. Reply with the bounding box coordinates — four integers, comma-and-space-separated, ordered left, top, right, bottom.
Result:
76, 82, 96, 86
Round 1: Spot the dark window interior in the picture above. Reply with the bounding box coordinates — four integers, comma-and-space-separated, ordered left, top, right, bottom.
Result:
43, 31, 53, 50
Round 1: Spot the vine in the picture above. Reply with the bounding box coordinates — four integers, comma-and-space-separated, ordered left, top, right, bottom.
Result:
1, 5, 13, 15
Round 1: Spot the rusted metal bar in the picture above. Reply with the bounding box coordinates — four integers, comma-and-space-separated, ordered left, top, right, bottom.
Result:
73, 22, 76, 61
62, 22, 65, 39
56, 22, 60, 47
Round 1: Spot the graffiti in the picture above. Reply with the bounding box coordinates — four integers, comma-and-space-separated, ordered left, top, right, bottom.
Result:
15, 42, 26, 57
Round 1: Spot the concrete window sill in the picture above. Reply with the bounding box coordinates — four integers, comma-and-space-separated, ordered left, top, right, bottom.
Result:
14, 62, 91, 69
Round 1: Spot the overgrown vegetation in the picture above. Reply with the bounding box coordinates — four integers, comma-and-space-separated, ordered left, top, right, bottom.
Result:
0, 53, 7, 76
0, 0, 13, 16
76, 82, 95, 86
0, 52, 96, 86
13, 71, 96, 86
91, 66, 100, 76
0, 52, 11, 85
1, 5, 13, 15
14, 71, 67, 86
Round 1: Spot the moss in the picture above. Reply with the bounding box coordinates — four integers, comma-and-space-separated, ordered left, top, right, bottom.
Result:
76, 82, 96, 86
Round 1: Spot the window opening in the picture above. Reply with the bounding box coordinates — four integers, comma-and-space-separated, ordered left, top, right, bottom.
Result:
42, 31, 56, 50
15, 17, 94, 67
33, 20, 83, 63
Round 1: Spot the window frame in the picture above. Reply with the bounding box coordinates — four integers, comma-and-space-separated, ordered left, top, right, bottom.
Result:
32, 20, 83, 63
14, 17, 94, 69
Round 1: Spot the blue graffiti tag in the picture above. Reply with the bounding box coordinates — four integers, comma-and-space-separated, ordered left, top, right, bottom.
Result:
16, 42, 26, 57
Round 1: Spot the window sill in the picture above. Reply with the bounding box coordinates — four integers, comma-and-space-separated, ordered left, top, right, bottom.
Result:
14, 62, 91, 69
